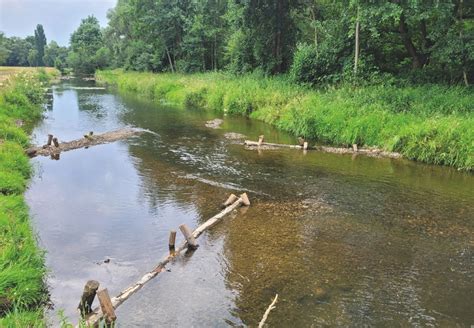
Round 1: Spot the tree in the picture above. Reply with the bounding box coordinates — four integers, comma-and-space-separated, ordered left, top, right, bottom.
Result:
34, 24, 47, 66
43, 40, 69, 70
68, 15, 109, 74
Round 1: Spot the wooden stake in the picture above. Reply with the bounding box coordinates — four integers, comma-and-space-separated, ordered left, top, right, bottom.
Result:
222, 194, 238, 208
97, 289, 117, 323
258, 135, 265, 146
168, 230, 176, 251
303, 142, 308, 150
78, 280, 100, 317
52, 137, 59, 147
179, 224, 198, 250
352, 144, 358, 152
240, 193, 250, 206
47, 134, 53, 146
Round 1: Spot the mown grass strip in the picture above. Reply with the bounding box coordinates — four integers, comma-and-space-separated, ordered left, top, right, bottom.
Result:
97, 70, 473, 171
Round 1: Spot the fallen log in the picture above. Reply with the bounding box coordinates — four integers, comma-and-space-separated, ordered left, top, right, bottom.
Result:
80, 193, 250, 327
27, 128, 147, 158
245, 140, 304, 149
244, 140, 402, 159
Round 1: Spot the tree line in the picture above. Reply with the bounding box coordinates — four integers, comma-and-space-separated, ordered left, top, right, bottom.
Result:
1, 0, 473, 85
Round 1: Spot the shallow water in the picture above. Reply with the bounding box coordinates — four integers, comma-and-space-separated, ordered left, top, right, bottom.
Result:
26, 80, 473, 327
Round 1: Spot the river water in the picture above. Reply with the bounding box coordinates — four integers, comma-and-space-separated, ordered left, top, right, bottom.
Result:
26, 80, 473, 327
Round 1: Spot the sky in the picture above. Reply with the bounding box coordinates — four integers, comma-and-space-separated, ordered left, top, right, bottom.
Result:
0, 0, 116, 46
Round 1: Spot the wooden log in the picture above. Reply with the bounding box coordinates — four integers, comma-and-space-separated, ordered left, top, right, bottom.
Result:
168, 230, 176, 251
97, 289, 117, 323
258, 135, 265, 146
81, 195, 248, 327
52, 137, 59, 147
179, 224, 198, 250
78, 280, 100, 317
47, 134, 53, 146
221, 193, 238, 208
26, 128, 147, 158
245, 140, 303, 149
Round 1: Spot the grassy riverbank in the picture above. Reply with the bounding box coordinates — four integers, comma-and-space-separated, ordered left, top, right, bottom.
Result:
0, 67, 58, 326
97, 70, 473, 171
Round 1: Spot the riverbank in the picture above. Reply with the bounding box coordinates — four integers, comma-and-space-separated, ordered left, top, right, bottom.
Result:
97, 70, 473, 171
0, 68, 58, 326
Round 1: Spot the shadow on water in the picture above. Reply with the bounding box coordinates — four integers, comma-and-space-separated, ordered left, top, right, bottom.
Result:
26, 80, 473, 326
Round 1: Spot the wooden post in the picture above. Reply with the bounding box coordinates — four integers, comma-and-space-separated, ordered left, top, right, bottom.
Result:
47, 134, 53, 146
97, 289, 117, 324
240, 193, 250, 206
258, 135, 264, 146
352, 144, 358, 152
303, 142, 308, 150
168, 230, 176, 251
78, 280, 100, 317
221, 194, 238, 208
298, 137, 305, 146
52, 137, 59, 147
179, 224, 198, 250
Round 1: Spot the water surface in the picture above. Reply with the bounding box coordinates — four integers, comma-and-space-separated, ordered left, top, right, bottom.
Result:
26, 80, 474, 327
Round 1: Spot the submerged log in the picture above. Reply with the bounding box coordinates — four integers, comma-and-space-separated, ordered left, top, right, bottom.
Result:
244, 140, 402, 159
81, 193, 250, 327
27, 128, 147, 158
245, 140, 303, 149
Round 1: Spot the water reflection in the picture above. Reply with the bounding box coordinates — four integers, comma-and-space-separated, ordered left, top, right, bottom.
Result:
26, 80, 474, 327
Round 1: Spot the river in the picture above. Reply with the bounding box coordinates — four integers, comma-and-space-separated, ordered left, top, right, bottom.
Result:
26, 79, 473, 327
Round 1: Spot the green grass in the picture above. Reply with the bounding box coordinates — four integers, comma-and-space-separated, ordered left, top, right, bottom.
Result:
97, 69, 474, 170
0, 68, 58, 326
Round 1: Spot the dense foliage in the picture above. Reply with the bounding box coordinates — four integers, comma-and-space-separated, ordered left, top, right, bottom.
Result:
100, 0, 474, 85
0, 28, 68, 72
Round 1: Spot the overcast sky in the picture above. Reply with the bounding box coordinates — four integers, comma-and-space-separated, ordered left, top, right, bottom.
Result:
0, 0, 116, 46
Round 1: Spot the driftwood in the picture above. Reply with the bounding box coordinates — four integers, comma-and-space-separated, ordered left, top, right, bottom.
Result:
81, 193, 250, 327
27, 128, 147, 158
244, 140, 402, 159
258, 294, 278, 328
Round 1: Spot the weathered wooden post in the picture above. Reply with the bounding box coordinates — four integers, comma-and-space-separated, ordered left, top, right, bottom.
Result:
168, 230, 176, 252
47, 134, 53, 146
240, 193, 251, 206
179, 224, 198, 250
221, 194, 238, 209
258, 135, 264, 146
78, 280, 100, 317
52, 137, 59, 147
97, 288, 117, 324
303, 142, 308, 150
352, 144, 358, 152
